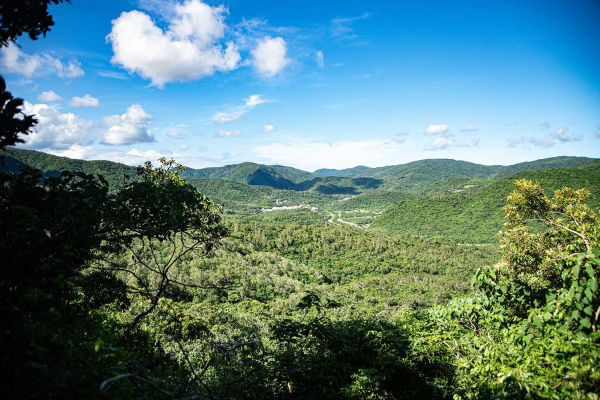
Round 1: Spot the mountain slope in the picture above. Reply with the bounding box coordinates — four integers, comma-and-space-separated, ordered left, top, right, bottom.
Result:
370, 161, 600, 243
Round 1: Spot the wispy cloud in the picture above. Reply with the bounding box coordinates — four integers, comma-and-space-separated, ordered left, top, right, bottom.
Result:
215, 129, 241, 138
212, 94, 272, 124
460, 124, 478, 133
330, 12, 370, 41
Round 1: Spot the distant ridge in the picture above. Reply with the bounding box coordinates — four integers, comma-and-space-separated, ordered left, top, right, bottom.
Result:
313, 165, 370, 177
2, 148, 597, 198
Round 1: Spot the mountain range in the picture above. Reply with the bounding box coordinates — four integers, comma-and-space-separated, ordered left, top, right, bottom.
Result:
2, 147, 598, 244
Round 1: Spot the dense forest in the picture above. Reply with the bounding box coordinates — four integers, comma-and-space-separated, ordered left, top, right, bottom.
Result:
2, 146, 599, 399
1, 5, 599, 398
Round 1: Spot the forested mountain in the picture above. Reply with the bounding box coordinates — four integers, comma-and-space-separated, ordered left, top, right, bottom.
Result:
371, 161, 600, 243
1, 147, 136, 189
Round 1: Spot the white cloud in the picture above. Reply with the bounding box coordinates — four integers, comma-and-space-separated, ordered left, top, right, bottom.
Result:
212, 111, 243, 124
107, 0, 241, 88
263, 125, 275, 133
0, 45, 84, 78
316, 50, 324, 67
460, 124, 478, 132
38, 91, 64, 102
101, 104, 155, 145
21, 102, 94, 149
554, 127, 582, 142
180, 144, 190, 151
127, 148, 164, 159
425, 123, 451, 135
165, 129, 183, 139
215, 129, 241, 138
251, 36, 290, 77
424, 137, 452, 151
69, 94, 101, 107
539, 122, 550, 130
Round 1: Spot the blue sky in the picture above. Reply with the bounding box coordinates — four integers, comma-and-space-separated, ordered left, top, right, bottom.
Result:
2, 0, 599, 171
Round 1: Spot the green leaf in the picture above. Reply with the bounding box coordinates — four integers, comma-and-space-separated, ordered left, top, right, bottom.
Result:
585, 265, 595, 278
584, 287, 594, 302
573, 263, 580, 278
580, 318, 591, 329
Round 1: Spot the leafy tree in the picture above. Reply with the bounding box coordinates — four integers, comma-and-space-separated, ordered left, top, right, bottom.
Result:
0, 159, 228, 397
476, 179, 599, 321
0, 76, 37, 152
0, 0, 70, 46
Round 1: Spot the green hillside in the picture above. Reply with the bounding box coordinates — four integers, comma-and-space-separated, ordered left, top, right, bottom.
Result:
188, 178, 344, 214
489, 156, 596, 179
0, 147, 136, 189
371, 161, 600, 243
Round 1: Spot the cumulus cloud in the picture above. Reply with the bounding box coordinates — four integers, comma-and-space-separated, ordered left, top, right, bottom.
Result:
425, 123, 451, 135
180, 144, 190, 151
213, 94, 271, 124
215, 129, 241, 138
107, 0, 241, 88
101, 104, 155, 145
315, 50, 324, 67
263, 125, 275, 133
251, 36, 290, 77
460, 124, 478, 132
165, 129, 183, 139
424, 137, 452, 151
21, 102, 94, 149
38, 91, 64, 102
69, 94, 101, 107
553, 127, 581, 142
0, 45, 84, 78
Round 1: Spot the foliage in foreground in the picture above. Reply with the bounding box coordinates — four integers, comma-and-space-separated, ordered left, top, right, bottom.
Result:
1, 156, 599, 399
